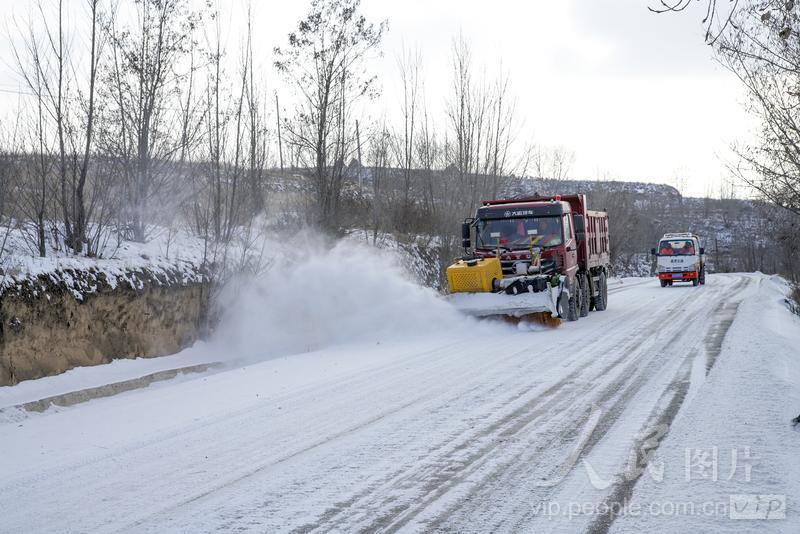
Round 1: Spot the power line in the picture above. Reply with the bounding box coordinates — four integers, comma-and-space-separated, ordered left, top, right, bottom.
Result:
0, 87, 34, 96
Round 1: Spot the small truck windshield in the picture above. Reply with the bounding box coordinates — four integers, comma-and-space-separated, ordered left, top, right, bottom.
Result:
477, 217, 563, 248
659, 239, 696, 256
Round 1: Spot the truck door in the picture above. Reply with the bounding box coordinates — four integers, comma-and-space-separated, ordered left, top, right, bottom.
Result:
563, 214, 579, 280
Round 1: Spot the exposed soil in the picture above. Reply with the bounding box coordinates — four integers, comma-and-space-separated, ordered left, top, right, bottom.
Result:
0, 267, 208, 385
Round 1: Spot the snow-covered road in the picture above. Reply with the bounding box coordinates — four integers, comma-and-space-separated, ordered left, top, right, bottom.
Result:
2, 273, 798, 533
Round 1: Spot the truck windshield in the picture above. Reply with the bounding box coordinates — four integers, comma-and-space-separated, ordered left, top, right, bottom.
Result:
476, 217, 563, 249
658, 239, 696, 256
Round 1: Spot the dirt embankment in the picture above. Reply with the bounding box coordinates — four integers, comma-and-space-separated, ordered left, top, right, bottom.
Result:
0, 266, 208, 386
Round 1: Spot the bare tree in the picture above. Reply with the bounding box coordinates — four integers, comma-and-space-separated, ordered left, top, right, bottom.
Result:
102, 0, 195, 242
446, 36, 480, 211
275, 0, 386, 229
243, 5, 270, 218
10, 9, 60, 257
649, 0, 741, 43
368, 121, 393, 243
717, 3, 800, 216
0, 122, 21, 263
532, 145, 575, 181
72, 0, 104, 254
393, 44, 421, 227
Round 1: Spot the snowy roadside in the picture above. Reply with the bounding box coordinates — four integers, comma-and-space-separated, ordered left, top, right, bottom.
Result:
606, 274, 800, 533
0, 344, 221, 411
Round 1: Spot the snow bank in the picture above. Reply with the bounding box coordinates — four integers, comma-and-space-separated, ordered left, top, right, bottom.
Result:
0, 225, 207, 301
208, 239, 485, 363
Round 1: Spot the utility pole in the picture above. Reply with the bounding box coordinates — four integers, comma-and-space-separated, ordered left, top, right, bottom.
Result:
275, 92, 284, 175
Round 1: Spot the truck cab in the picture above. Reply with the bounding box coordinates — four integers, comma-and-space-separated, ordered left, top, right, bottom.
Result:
651, 232, 706, 287
472, 198, 579, 282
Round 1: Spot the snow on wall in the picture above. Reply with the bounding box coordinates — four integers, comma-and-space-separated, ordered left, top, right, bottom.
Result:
0, 226, 208, 301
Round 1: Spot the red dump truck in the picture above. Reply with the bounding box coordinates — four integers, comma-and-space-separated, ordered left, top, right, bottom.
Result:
446, 194, 611, 324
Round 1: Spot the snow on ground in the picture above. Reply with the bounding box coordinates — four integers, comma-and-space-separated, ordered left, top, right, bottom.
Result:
0, 247, 798, 532
608, 274, 800, 533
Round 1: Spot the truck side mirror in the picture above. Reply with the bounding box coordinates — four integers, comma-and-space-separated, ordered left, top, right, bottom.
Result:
651, 248, 657, 256
461, 222, 471, 249
699, 247, 705, 255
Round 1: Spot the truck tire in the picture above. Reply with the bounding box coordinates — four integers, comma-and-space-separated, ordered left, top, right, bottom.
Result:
660, 279, 668, 288
558, 287, 579, 321
557, 290, 568, 319
594, 272, 608, 311
692, 276, 700, 287
699, 267, 706, 285
578, 273, 589, 317
567, 290, 579, 321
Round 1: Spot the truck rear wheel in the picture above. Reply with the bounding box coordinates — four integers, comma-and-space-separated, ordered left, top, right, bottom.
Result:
660, 279, 668, 288
699, 268, 706, 285
594, 272, 608, 311
692, 276, 700, 287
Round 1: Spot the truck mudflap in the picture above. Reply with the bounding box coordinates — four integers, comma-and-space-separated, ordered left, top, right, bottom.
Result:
447, 276, 563, 318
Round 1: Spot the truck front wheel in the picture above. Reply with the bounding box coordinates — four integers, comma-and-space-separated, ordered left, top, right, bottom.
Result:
558, 288, 579, 321
578, 273, 590, 317
567, 290, 580, 321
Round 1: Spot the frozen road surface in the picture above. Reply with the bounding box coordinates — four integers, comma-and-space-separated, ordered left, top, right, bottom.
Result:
1, 273, 799, 533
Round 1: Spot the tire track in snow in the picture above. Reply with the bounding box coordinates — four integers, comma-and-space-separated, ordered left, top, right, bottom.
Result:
584, 275, 751, 534
104, 303, 652, 533
378, 276, 747, 533
305, 277, 742, 533
131, 294, 669, 534
123, 278, 699, 534
476, 276, 753, 533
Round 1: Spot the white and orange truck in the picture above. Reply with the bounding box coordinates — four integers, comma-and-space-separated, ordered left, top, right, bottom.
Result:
651, 232, 706, 287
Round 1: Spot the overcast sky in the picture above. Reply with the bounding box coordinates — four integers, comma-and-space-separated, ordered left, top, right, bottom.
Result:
0, 0, 753, 197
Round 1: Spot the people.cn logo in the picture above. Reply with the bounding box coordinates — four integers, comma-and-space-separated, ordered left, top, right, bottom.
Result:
504, 211, 511, 217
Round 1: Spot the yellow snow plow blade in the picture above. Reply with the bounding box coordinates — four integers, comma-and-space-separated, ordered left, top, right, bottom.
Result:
447, 257, 502, 293
446, 257, 562, 327
498, 312, 561, 328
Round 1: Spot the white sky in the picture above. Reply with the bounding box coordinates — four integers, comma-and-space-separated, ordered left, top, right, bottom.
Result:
0, 0, 754, 197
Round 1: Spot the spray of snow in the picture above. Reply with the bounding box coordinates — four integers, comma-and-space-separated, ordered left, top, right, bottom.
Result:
208, 238, 493, 362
